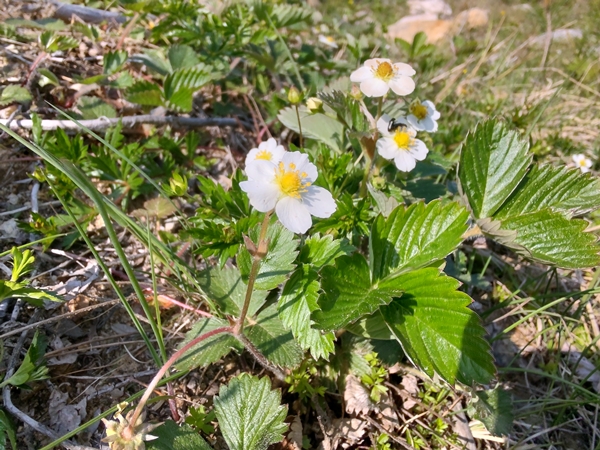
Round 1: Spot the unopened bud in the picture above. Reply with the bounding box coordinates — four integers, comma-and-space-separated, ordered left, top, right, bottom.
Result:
350, 85, 363, 100
306, 97, 323, 114
288, 86, 302, 104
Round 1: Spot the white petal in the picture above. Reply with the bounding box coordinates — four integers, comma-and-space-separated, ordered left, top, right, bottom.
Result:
240, 181, 279, 212
364, 58, 391, 68
406, 115, 424, 131
572, 154, 584, 164
360, 79, 390, 97
388, 76, 415, 96
376, 137, 399, 160
394, 152, 417, 172
271, 145, 286, 163
350, 66, 374, 82
581, 166, 590, 173
302, 185, 336, 218
282, 152, 318, 181
417, 116, 437, 132
275, 196, 312, 234
261, 138, 278, 152
245, 148, 261, 166
409, 139, 429, 161
392, 62, 416, 76
377, 114, 393, 136
245, 159, 276, 181
422, 100, 437, 111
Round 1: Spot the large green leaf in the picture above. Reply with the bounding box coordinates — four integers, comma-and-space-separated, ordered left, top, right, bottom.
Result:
246, 305, 303, 369
214, 374, 287, 450
238, 221, 299, 290
370, 200, 469, 281
313, 253, 403, 331
168, 45, 200, 71
469, 387, 513, 436
198, 266, 267, 318
495, 164, 600, 219
175, 318, 241, 371
458, 120, 531, 219
278, 267, 335, 359
278, 106, 345, 152
380, 269, 494, 385
298, 234, 354, 268
498, 209, 600, 268
147, 421, 212, 450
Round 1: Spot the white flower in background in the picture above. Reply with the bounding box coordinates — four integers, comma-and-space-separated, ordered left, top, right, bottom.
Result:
376, 115, 428, 172
318, 35, 339, 49
350, 58, 416, 98
572, 154, 592, 173
407, 100, 440, 132
245, 138, 286, 168
240, 152, 336, 234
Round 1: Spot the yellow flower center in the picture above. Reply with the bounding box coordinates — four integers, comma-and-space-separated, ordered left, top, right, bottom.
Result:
326, 36, 335, 43
393, 130, 412, 150
410, 103, 428, 120
274, 162, 311, 198
374, 61, 395, 81
578, 159, 587, 167
255, 150, 272, 160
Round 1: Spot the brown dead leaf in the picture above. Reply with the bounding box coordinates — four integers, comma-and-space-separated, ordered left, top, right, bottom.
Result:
376, 392, 399, 431
344, 374, 373, 415
329, 418, 367, 449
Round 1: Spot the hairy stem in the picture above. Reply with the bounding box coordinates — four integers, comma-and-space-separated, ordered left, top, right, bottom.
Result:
234, 211, 272, 335
123, 326, 232, 439
359, 97, 384, 197
295, 104, 304, 149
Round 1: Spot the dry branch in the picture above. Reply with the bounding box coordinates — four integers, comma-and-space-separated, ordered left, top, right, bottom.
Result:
0, 115, 242, 132
50, 0, 127, 24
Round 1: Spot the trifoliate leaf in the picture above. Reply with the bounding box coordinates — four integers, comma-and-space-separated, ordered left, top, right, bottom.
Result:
346, 311, 395, 340
469, 387, 513, 436
214, 374, 288, 450
168, 45, 200, 71
279, 267, 335, 360
77, 96, 116, 120
458, 120, 531, 219
147, 421, 212, 450
313, 253, 403, 331
370, 200, 469, 281
298, 234, 354, 268
238, 221, 299, 290
126, 80, 164, 107
175, 318, 241, 371
0, 86, 31, 106
103, 50, 128, 75
498, 209, 600, 268
278, 106, 345, 152
495, 164, 600, 219
246, 305, 303, 368
380, 269, 494, 385
197, 266, 267, 318
164, 67, 214, 112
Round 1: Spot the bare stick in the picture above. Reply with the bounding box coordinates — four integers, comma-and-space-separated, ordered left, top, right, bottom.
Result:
50, 0, 127, 24
0, 115, 243, 132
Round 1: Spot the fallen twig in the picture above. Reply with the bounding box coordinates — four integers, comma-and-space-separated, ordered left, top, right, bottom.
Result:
0, 115, 244, 132
50, 0, 127, 24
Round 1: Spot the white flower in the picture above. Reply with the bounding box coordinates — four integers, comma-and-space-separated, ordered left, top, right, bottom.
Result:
350, 58, 416, 98
572, 154, 592, 173
318, 35, 338, 49
376, 115, 428, 172
407, 100, 440, 132
245, 138, 286, 168
240, 152, 336, 234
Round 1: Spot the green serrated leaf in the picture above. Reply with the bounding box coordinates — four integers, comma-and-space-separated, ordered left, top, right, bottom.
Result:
498, 209, 600, 268
278, 106, 345, 152
370, 200, 469, 281
0, 332, 48, 388
298, 234, 354, 268
0, 86, 31, 105
175, 318, 241, 371
168, 45, 200, 71
147, 420, 212, 450
380, 268, 495, 385
198, 266, 267, 317
238, 221, 299, 290
247, 305, 303, 368
77, 96, 116, 120
131, 49, 172, 76
126, 80, 164, 106
0, 408, 17, 450
313, 253, 403, 331
164, 67, 213, 112
214, 374, 288, 450
346, 311, 395, 340
470, 387, 513, 436
458, 120, 531, 219
279, 267, 335, 360
495, 164, 600, 218
103, 50, 128, 75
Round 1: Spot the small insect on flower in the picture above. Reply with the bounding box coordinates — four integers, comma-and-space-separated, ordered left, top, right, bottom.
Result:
376, 115, 428, 172
350, 58, 416, 98
245, 138, 286, 168
240, 151, 336, 234
407, 100, 441, 132
572, 153, 593, 173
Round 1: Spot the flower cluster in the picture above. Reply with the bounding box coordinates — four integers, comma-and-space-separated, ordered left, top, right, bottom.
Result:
350, 59, 440, 172
241, 140, 336, 234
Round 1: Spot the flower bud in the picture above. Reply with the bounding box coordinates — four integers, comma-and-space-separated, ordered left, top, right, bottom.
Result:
306, 97, 323, 114
350, 84, 363, 100
287, 86, 302, 104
